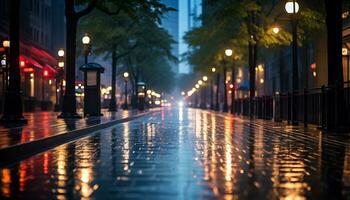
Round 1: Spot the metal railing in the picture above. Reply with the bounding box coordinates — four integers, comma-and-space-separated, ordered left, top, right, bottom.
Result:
233, 82, 350, 128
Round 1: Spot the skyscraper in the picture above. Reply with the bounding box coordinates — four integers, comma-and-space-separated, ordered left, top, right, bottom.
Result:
179, 0, 202, 74
160, 0, 179, 74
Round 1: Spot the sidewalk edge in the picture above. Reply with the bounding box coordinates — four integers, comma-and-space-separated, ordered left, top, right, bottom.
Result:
0, 110, 158, 167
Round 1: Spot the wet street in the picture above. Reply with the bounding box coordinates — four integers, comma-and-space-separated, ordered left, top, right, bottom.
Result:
1, 108, 350, 200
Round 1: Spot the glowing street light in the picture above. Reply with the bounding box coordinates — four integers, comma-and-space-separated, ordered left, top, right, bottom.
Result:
58, 48, 65, 57
122, 72, 129, 110
82, 34, 91, 65
123, 72, 129, 79
198, 80, 203, 85
203, 76, 208, 81
211, 67, 216, 72
285, 1, 299, 14
2, 40, 10, 48
82, 34, 91, 45
272, 26, 280, 34
225, 48, 233, 57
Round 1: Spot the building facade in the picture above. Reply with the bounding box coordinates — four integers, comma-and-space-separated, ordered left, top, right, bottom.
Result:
179, 0, 202, 74
160, 0, 179, 75
0, 0, 65, 111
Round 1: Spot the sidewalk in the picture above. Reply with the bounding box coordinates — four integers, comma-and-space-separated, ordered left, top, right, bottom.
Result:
0, 108, 158, 164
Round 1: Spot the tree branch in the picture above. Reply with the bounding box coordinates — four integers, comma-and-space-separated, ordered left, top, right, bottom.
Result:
96, 4, 123, 16
116, 42, 138, 59
76, 0, 99, 19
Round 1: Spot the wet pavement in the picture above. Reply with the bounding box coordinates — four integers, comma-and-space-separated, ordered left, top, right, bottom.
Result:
0, 109, 137, 149
0, 107, 349, 200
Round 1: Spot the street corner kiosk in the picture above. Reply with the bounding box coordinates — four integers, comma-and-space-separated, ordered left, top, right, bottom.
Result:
137, 81, 146, 111
79, 63, 105, 116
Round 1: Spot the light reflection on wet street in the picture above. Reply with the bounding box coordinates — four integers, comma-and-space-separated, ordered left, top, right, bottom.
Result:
1, 108, 350, 199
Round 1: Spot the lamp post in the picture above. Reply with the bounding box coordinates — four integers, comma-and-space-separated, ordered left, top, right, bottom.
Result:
223, 49, 232, 112
200, 76, 208, 109
210, 67, 216, 110
2, 40, 9, 89
122, 72, 129, 110
285, 0, 299, 125
82, 34, 91, 65
55, 48, 65, 111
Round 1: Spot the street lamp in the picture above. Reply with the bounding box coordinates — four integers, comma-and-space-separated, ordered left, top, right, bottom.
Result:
200, 77, 208, 109
2, 40, 10, 48
58, 48, 65, 57
222, 49, 232, 112
55, 48, 65, 111
210, 68, 216, 110
82, 34, 91, 65
225, 49, 233, 57
122, 72, 129, 110
2, 39, 10, 89
272, 26, 280, 34
285, 0, 299, 125
285, 1, 299, 14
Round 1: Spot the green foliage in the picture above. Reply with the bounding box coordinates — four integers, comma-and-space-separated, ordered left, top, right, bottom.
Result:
78, 2, 177, 93
184, 0, 326, 73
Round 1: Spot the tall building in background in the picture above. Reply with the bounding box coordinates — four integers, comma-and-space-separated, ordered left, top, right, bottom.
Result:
179, 0, 202, 74
160, 0, 179, 74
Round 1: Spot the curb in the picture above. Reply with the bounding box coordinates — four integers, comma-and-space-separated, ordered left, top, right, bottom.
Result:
0, 110, 158, 167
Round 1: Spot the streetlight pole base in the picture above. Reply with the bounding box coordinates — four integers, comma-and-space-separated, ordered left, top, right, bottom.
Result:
0, 116, 27, 126
223, 105, 228, 113
108, 99, 118, 112
0, 90, 28, 125
122, 104, 128, 110
53, 104, 61, 112
58, 112, 82, 119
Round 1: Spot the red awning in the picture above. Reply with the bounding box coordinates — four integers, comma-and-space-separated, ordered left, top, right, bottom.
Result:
44, 64, 57, 74
20, 55, 43, 69
20, 42, 57, 66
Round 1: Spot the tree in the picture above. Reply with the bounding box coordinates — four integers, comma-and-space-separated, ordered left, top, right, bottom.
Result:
60, 0, 173, 117
79, 11, 138, 111
79, 2, 176, 109
123, 18, 177, 107
60, 0, 97, 118
185, 0, 324, 116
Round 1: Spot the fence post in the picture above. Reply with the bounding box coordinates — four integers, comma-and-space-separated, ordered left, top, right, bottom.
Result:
303, 88, 308, 127
263, 96, 266, 119
320, 85, 326, 129
287, 92, 291, 124
334, 81, 339, 129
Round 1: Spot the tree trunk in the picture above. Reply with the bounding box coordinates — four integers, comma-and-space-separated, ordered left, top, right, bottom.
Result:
249, 41, 255, 118
325, 0, 346, 130
60, 0, 79, 118
109, 48, 118, 111
1, 0, 27, 123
